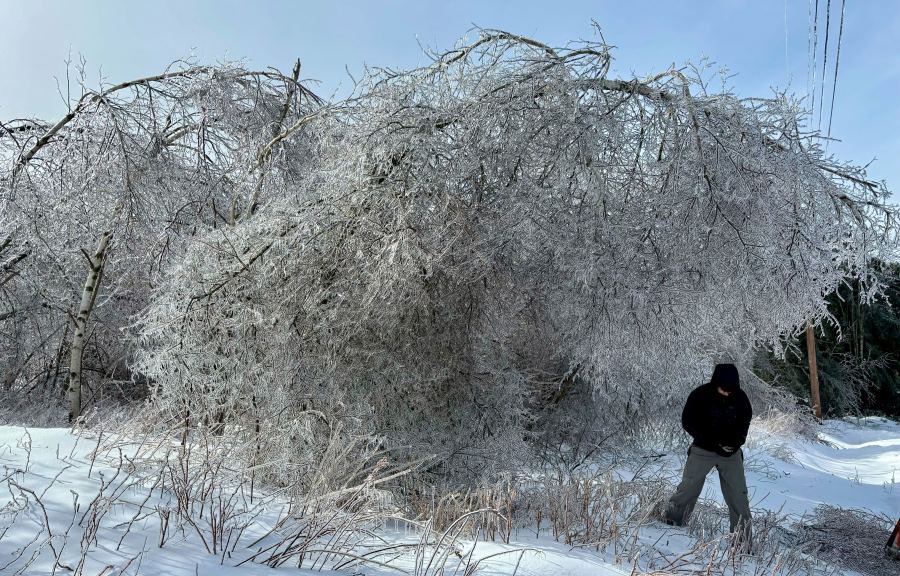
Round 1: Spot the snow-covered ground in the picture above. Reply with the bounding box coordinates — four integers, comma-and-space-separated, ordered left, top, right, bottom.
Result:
0, 417, 897, 575
745, 418, 899, 518
657, 417, 898, 521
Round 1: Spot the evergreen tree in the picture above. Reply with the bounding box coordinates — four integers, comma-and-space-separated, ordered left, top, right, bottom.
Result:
757, 261, 900, 418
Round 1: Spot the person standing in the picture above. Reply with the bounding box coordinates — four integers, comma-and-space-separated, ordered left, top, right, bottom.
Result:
664, 363, 753, 551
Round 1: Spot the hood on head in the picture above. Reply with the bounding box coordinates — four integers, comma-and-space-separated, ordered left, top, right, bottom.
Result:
711, 363, 740, 391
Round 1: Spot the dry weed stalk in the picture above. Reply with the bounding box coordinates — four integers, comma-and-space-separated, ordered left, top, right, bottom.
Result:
793, 505, 896, 576
409, 476, 518, 543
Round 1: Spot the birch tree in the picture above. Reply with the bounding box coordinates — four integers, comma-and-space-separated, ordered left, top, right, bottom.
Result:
67, 229, 112, 421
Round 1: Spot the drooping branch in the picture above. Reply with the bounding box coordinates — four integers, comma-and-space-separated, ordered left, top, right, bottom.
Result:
10, 65, 322, 182
441, 33, 886, 207
11, 67, 219, 180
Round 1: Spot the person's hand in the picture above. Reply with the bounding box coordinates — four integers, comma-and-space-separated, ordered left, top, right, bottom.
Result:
719, 445, 736, 454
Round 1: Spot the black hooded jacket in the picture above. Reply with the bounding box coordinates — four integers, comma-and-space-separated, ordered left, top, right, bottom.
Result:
681, 382, 752, 457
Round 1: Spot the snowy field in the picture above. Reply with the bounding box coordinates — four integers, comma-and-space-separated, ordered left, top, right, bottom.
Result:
0, 417, 897, 576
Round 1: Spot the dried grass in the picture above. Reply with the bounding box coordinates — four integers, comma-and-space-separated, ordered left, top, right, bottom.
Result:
793, 505, 897, 576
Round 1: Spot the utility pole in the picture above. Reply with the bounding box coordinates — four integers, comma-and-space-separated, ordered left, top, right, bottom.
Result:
806, 323, 823, 419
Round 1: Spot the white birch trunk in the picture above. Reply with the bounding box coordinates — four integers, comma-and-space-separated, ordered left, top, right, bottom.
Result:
68, 231, 112, 422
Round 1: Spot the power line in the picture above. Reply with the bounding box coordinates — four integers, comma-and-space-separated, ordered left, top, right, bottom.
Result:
818, 0, 832, 131
811, 0, 820, 121
827, 0, 846, 138
784, 0, 791, 78
807, 0, 814, 106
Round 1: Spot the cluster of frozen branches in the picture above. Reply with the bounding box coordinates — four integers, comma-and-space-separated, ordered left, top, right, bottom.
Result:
2, 31, 897, 484
0, 59, 321, 420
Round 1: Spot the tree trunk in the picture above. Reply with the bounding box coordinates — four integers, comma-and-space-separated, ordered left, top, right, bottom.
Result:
2, 368, 16, 390
68, 231, 112, 423
806, 323, 823, 419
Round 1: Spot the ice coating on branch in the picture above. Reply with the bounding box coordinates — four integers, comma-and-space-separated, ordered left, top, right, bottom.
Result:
2, 32, 896, 480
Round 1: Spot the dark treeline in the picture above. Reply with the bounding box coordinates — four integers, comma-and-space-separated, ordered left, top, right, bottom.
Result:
757, 260, 900, 418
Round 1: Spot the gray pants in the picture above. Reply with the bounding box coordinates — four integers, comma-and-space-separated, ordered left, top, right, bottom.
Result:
665, 445, 752, 548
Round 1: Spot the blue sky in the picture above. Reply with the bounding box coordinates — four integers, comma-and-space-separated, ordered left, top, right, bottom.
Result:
2, 0, 898, 191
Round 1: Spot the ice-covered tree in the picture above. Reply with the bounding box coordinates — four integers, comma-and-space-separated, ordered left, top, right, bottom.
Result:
134, 32, 897, 483
0, 60, 323, 420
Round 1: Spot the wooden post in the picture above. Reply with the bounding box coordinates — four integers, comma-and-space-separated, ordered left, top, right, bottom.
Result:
806, 323, 822, 419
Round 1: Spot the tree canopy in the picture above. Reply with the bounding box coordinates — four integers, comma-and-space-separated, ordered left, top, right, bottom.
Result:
2, 31, 897, 482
